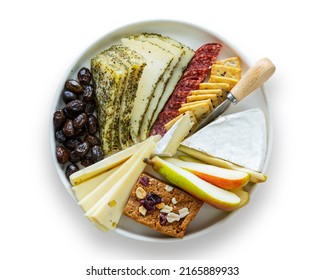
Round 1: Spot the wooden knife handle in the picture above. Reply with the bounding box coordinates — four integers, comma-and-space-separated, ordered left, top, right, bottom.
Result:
230, 58, 276, 103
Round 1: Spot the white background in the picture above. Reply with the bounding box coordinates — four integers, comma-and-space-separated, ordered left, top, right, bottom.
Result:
1, 0, 325, 279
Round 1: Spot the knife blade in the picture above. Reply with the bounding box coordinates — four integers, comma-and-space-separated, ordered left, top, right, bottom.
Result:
189, 57, 276, 135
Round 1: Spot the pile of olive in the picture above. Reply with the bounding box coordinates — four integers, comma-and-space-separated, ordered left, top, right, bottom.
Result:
53, 67, 104, 179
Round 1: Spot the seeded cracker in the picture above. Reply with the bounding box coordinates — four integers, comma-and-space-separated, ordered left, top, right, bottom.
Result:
123, 173, 203, 238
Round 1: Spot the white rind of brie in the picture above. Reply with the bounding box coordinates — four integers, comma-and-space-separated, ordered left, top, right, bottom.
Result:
181, 108, 267, 172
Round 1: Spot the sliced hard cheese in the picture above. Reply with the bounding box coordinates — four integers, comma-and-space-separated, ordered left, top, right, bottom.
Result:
121, 38, 173, 143
86, 137, 157, 230
105, 45, 147, 149
153, 114, 193, 157
70, 140, 144, 186
91, 55, 126, 155
78, 137, 157, 212
72, 166, 119, 201
130, 34, 184, 141
181, 108, 267, 172
150, 38, 195, 128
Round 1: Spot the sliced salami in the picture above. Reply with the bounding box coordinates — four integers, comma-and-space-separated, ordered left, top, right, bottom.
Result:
150, 43, 222, 136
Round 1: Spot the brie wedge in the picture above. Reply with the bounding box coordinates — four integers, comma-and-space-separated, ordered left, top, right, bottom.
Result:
181, 108, 267, 172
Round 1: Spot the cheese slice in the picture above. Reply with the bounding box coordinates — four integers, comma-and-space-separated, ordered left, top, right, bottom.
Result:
130, 34, 184, 141
181, 108, 267, 172
70, 140, 144, 186
103, 45, 146, 149
121, 38, 173, 143
86, 137, 157, 230
72, 166, 119, 201
91, 55, 126, 154
78, 136, 159, 212
150, 38, 195, 128
154, 114, 193, 157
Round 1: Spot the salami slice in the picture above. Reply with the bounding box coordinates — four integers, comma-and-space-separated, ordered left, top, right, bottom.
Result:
150, 43, 222, 136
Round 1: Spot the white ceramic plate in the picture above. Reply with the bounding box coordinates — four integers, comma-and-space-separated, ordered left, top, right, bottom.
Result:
50, 20, 272, 242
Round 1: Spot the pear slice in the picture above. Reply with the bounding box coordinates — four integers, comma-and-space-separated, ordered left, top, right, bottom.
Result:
178, 146, 267, 183
146, 156, 241, 211
165, 158, 250, 190
230, 189, 250, 209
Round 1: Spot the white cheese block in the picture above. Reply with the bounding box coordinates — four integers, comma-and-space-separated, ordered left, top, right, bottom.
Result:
181, 108, 267, 172
154, 114, 193, 157
86, 137, 157, 230
121, 38, 173, 143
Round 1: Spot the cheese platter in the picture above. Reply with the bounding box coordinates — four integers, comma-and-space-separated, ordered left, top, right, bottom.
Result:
50, 20, 275, 242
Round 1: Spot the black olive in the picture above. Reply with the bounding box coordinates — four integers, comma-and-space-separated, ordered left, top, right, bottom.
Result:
81, 156, 94, 167
65, 79, 83, 95
73, 127, 87, 138
64, 100, 85, 117
62, 119, 75, 137
75, 141, 90, 157
53, 109, 66, 130
56, 146, 69, 164
63, 137, 82, 150
84, 134, 101, 146
84, 101, 96, 115
69, 150, 82, 163
55, 130, 67, 143
62, 90, 77, 104
78, 67, 92, 85
91, 145, 104, 162
72, 113, 87, 129
65, 163, 79, 179
82, 84, 94, 102
87, 115, 98, 134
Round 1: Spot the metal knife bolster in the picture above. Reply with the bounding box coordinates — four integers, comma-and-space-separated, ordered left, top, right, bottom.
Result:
227, 92, 238, 104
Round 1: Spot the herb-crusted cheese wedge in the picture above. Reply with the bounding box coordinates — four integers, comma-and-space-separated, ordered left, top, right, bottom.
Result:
100, 48, 129, 153
103, 46, 146, 149
121, 38, 174, 143
129, 34, 184, 141
91, 54, 127, 155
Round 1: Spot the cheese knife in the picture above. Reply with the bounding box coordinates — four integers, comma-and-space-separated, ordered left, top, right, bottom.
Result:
190, 57, 276, 134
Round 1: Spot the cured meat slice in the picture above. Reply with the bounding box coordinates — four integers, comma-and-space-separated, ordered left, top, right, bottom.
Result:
150, 43, 222, 136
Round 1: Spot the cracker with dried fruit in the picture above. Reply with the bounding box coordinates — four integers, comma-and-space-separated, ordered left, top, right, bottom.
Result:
123, 173, 203, 238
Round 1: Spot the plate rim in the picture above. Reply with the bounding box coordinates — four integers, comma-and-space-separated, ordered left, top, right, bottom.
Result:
50, 19, 273, 243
